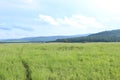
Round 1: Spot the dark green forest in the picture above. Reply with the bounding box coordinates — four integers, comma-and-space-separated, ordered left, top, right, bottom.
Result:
55, 29, 120, 42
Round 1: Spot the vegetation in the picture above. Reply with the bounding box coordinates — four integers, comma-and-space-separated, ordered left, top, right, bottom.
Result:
55, 29, 120, 42
0, 43, 120, 80
0, 35, 87, 43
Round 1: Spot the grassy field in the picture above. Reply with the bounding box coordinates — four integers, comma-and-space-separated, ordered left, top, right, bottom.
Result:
0, 43, 120, 80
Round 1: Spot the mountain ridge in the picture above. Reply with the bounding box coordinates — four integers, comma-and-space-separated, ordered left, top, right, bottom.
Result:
0, 34, 89, 42
55, 29, 120, 42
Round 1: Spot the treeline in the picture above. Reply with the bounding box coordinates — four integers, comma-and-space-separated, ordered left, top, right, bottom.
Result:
55, 29, 120, 42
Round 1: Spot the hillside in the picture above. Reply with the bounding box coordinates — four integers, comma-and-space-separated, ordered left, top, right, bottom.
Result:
0, 34, 88, 43
55, 29, 120, 42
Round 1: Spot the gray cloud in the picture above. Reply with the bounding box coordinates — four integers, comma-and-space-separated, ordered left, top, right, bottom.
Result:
0, 23, 34, 31
12, 25, 34, 31
0, 27, 11, 30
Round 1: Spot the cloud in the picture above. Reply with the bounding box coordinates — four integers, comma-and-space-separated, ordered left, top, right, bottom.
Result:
38, 14, 107, 29
0, 27, 11, 30
12, 25, 34, 31
0, 0, 39, 10
39, 15, 59, 26
106, 17, 120, 22
0, 23, 11, 30
87, 0, 120, 15
0, 23, 33, 31
18, 0, 39, 9
22, 0, 34, 4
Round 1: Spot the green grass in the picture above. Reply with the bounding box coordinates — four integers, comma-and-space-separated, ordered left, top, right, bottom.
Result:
0, 43, 120, 80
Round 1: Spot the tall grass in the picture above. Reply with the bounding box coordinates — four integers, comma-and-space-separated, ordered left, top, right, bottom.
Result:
0, 43, 120, 80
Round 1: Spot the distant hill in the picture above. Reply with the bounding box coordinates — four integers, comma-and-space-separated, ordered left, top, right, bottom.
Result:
0, 34, 88, 43
55, 29, 120, 42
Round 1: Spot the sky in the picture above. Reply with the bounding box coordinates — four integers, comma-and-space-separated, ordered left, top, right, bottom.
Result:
0, 0, 120, 39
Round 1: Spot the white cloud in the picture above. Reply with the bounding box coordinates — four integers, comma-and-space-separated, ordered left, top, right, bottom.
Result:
89, 0, 120, 14
22, 0, 34, 4
57, 16, 85, 29
109, 17, 120, 22
39, 15, 59, 26
0, 0, 39, 10
38, 14, 107, 29
18, 0, 39, 9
